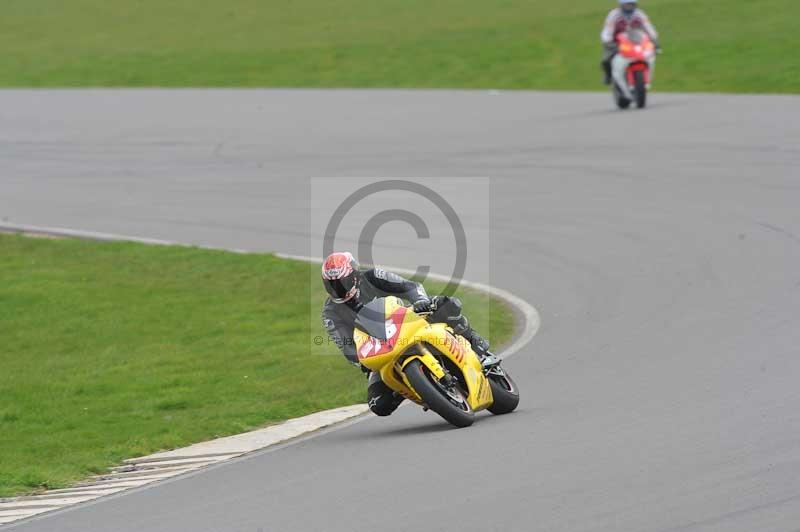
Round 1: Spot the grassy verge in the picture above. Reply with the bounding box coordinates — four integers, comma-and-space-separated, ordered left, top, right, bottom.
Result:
0, 0, 796, 92
0, 233, 515, 497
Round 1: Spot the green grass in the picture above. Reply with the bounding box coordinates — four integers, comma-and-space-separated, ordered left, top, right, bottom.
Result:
0, 0, 797, 92
0, 233, 515, 497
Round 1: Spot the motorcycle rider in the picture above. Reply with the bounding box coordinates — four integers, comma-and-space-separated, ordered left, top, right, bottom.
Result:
320, 251, 495, 417
601, 0, 661, 85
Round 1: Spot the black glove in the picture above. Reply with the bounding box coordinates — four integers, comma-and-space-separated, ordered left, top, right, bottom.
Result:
412, 298, 434, 313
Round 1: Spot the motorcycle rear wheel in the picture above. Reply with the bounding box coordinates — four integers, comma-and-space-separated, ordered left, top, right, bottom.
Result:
487, 368, 520, 415
404, 359, 474, 428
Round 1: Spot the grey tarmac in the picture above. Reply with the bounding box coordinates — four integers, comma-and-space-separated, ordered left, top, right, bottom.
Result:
1, 89, 799, 532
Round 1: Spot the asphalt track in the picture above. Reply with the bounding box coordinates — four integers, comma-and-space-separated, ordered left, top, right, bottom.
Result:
2, 89, 800, 532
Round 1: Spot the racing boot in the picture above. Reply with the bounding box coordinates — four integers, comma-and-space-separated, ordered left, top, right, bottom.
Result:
431, 296, 500, 369
455, 324, 500, 370
466, 330, 501, 369
367, 372, 404, 416
602, 59, 612, 85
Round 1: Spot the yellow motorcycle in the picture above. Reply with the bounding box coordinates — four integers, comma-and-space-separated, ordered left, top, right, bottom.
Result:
353, 296, 519, 427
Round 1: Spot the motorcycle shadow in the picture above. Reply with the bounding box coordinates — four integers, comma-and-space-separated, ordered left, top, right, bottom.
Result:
353, 408, 525, 441
562, 96, 694, 119
362, 418, 458, 439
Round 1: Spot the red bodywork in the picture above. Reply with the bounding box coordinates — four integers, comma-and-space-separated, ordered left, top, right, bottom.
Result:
357, 306, 408, 360
616, 32, 655, 86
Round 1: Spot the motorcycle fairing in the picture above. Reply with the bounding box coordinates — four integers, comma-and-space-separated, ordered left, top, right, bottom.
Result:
424, 326, 493, 410
612, 30, 656, 101
355, 297, 427, 363
353, 296, 493, 411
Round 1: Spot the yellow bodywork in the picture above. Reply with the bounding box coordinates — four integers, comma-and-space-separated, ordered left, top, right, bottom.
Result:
354, 296, 493, 411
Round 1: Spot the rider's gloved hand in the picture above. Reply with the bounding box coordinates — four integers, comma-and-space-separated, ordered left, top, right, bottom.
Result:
412, 298, 434, 313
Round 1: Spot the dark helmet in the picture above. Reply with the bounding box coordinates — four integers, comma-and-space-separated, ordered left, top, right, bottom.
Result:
620, 0, 638, 16
321, 251, 360, 303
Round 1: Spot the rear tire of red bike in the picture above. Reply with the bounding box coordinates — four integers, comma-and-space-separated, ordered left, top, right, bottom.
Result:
634, 70, 647, 109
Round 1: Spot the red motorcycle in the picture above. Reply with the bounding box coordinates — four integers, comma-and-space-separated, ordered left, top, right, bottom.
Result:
611, 30, 657, 109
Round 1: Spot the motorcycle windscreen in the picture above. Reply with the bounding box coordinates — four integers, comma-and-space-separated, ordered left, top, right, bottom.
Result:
354, 297, 390, 340
626, 29, 645, 43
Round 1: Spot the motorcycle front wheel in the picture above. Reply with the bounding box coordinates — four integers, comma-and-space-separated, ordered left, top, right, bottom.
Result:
404, 359, 474, 428
634, 70, 647, 108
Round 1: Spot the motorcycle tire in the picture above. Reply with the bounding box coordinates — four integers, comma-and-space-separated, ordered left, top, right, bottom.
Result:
487, 369, 520, 415
404, 359, 474, 428
634, 70, 647, 108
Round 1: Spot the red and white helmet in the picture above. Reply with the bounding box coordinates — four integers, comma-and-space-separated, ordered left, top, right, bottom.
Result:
321, 252, 360, 303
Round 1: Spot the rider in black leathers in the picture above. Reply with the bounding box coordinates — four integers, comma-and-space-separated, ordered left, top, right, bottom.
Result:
320, 252, 492, 417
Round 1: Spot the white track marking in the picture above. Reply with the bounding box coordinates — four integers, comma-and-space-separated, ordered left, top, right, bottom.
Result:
0, 222, 540, 526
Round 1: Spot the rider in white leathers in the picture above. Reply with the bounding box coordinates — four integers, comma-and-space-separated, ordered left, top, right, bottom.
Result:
601, 0, 661, 84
